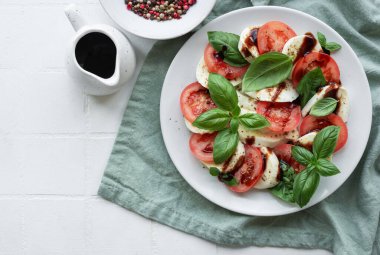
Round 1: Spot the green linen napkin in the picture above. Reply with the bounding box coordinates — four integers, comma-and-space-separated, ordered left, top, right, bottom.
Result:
98, 0, 380, 254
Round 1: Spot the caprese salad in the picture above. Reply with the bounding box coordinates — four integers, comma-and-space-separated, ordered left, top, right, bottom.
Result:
179, 21, 349, 207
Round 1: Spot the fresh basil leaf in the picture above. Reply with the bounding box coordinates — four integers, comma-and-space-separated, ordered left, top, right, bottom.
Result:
317, 32, 341, 53
316, 158, 340, 176
208, 73, 238, 112
317, 32, 326, 47
231, 106, 241, 117
271, 161, 296, 203
313, 126, 340, 159
310, 97, 338, 117
223, 177, 238, 186
325, 42, 342, 52
209, 167, 220, 176
239, 113, 270, 130
242, 52, 293, 92
207, 31, 248, 67
293, 165, 320, 208
291, 146, 314, 166
192, 108, 231, 131
213, 129, 239, 164
230, 117, 239, 133
296, 67, 327, 107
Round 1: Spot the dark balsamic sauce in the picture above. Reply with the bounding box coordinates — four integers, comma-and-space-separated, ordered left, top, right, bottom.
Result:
293, 32, 317, 63
261, 153, 267, 175
245, 28, 259, 48
75, 32, 117, 79
241, 27, 259, 57
246, 137, 255, 145
271, 82, 286, 102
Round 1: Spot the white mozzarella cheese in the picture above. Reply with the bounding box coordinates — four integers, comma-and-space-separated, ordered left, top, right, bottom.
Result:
184, 118, 212, 134
202, 141, 245, 173
244, 80, 299, 102
282, 34, 322, 61
301, 83, 340, 117
238, 125, 299, 148
237, 90, 257, 112
296, 131, 318, 150
196, 57, 242, 88
336, 87, 349, 122
254, 147, 280, 189
238, 26, 260, 63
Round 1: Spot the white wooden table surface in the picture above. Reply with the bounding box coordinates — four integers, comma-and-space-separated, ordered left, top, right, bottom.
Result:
0, 1, 333, 254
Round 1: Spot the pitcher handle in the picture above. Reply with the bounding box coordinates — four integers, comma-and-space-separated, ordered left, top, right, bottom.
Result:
65, 4, 86, 31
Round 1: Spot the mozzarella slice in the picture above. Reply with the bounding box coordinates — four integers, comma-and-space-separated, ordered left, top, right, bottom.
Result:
336, 87, 349, 122
296, 131, 318, 150
254, 147, 280, 189
184, 118, 212, 134
244, 80, 299, 102
196, 57, 242, 88
202, 141, 245, 173
238, 26, 260, 63
301, 83, 340, 117
282, 34, 322, 61
237, 90, 257, 112
238, 124, 299, 148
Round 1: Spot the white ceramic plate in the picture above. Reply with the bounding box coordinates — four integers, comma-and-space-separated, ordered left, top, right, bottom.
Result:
99, 0, 216, 40
160, 6, 372, 216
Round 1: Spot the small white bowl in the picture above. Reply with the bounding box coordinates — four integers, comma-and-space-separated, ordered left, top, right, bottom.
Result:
99, 0, 216, 40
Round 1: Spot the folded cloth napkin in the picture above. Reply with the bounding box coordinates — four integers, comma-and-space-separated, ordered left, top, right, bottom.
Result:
98, 0, 380, 254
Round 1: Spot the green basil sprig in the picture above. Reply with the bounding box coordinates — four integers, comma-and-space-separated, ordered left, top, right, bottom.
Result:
193, 73, 269, 164
296, 67, 327, 107
243, 52, 293, 92
208, 31, 248, 67
291, 126, 341, 207
317, 32, 342, 53
209, 167, 238, 186
310, 97, 338, 117
271, 161, 296, 203
213, 129, 240, 164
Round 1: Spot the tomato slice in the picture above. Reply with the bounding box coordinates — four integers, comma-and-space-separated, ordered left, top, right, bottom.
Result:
256, 102, 301, 133
292, 52, 340, 87
273, 144, 305, 173
189, 133, 217, 163
204, 44, 249, 80
257, 21, 297, 54
180, 82, 217, 122
300, 114, 348, 152
229, 145, 264, 193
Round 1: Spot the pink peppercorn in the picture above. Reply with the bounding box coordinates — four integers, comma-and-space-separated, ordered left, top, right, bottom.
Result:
125, 0, 196, 22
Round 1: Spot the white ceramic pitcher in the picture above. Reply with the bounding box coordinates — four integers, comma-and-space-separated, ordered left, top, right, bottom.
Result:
65, 4, 136, 96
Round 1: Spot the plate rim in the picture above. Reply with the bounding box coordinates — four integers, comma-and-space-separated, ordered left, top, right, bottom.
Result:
160, 6, 372, 216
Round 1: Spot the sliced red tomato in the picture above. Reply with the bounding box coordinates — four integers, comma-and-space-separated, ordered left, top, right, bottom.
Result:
180, 82, 216, 122
257, 21, 297, 54
273, 144, 305, 173
292, 52, 340, 86
204, 44, 248, 80
229, 145, 263, 193
256, 102, 301, 133
189, 133, 217, 163
300, 114, 348, 152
